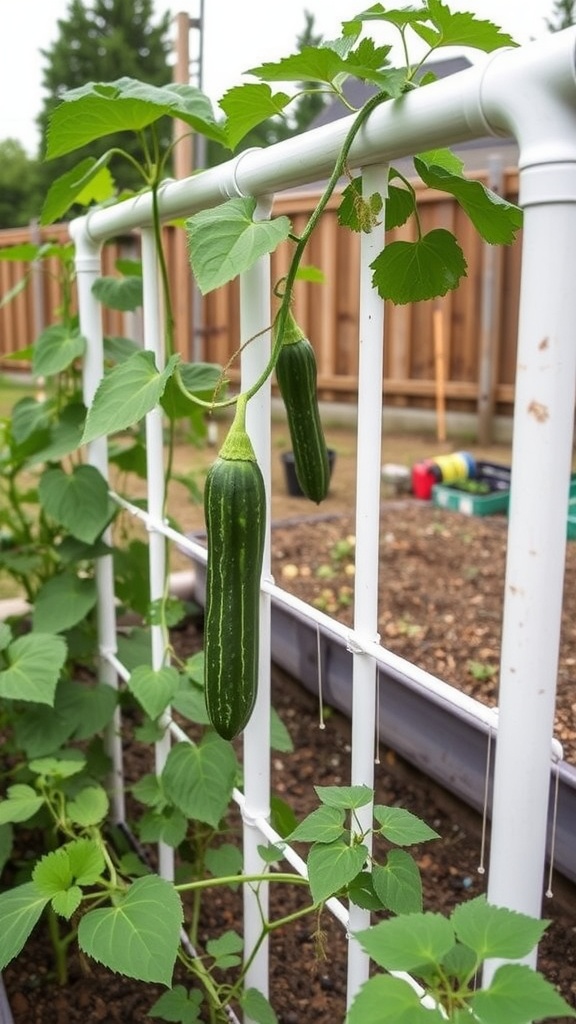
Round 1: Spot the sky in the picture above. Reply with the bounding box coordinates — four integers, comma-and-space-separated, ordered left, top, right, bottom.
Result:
0, 0, 554, 156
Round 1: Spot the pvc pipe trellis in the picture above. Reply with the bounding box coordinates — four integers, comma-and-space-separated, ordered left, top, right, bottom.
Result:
71, 26, 576, 1017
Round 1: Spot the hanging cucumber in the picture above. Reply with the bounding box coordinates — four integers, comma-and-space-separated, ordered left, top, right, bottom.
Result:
274, 308, 330, 504
203, 396, 266, 740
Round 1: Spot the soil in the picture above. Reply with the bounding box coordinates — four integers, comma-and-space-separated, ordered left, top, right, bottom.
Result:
3, 426, 576, 1021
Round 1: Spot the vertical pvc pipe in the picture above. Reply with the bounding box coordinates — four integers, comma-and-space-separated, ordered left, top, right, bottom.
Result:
346, 164, 388, 1005
239, 196, 273, 1013
487, 162, 576, 969
72, 225, 125, 823
140, 227, 173, 881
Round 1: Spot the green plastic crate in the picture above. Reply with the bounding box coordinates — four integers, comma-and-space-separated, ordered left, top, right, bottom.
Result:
432, 482, 509, 517
433, 471, 576, 529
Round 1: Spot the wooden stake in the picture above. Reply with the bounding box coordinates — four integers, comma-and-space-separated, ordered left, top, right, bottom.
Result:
433, 306, 447, 443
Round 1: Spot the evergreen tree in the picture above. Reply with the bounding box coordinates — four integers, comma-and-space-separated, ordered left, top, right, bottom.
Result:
37, 0, 172, 198
0, 140, 41, 228
546, 0, 576, 30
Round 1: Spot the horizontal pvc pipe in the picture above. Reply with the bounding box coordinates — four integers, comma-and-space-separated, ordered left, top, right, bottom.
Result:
69, 29, 576, 249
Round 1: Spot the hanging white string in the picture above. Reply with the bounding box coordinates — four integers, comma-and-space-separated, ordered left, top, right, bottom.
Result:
545, 762, 561, 899
477, 726, 493, 876
374, 667, 381, 765
316, 623, 325, 730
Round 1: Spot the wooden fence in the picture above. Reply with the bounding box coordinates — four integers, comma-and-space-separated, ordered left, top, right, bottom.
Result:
0, 169, 521, 438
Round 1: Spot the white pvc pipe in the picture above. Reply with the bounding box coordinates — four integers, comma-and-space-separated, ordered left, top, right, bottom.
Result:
140, 227, 173, 882
346, 163, 389, 1004
237, 197, 273, 1012
485, 161, 576, 968
68, 30, 574, 251
71, 225, 125, 824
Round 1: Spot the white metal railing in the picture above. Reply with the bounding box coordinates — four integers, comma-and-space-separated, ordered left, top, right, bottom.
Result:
72, 26, 576, 1017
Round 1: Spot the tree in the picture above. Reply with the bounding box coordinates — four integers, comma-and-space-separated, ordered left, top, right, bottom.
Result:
545, 0, 576, 30
0, 140, 41, 228
37, 0, 172, 198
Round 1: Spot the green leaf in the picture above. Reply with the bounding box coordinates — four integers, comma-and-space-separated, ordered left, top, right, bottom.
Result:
171, 675, 210, 726
0, 633, 67, 706
61, 679, 118, 741
66, 785, 109, 827
0, 623, 12, 652
32, 574, 97, 634
373, 805, 439, 845
46, 78, 226, 160
29, 751, 86, 779
127, 665, 180, 720
92, 275, 143, 312
66, 838, 106, 885
307, 838, 368, 904
32, 324, 85, 377
417, 147, 464, 175
39, 464, 111, 544
104, 334, 141, 364
414, 156, 522, 244
413, 0, 518, 51
371, 228, 467, 304
270, 794, 298, 839
247, 40, 397, 92
356, 912, 455, 972
451, 896, 548, 961
241, 988, 279, 1024
220, 84, 291, 149
0, 784, 44, 825
138, 808, 188, 848
132, 772, 166, 809
314, 784, 372, 810
78, 875, 183, 985
40, 156, 114, 225
206, 930, 243, 970
372, 849, 423, 914
11, 397, 52, 444
0, 882, 50, 970
186, 197, 291, 294
204, 843, 243, 886
347, 870, 386, 912
347, 974, 444, 1024
247, 45, 355, 86
270, 707, 293, 753
26, 402, 86, 467
0, 243, 41, 261
162, 733, 237, 829
0, 276, 29, 309
148, 986, 203, 1023
82, 350, 180, 444
471, 963, 576, 1023
0, 823, 13, 875
51, 887, 82, 920
287, 805, 345, 844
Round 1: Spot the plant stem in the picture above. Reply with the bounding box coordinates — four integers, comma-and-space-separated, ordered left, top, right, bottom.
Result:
175, 870, 310, 895
242, 87, 393, 404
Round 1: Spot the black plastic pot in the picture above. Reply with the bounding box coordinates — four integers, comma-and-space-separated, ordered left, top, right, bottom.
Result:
280, 449, 336, 497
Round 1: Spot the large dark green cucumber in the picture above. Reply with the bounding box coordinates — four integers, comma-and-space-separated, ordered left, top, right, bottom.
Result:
203, 402, 265, 740
275, 309, 330, 504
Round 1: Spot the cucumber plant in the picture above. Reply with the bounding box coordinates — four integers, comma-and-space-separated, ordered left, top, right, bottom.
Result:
0, 3, 574, 1023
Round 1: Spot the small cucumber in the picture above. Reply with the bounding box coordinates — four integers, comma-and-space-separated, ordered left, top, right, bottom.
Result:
203, 398, 265, 740
275, 309, 330, 504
